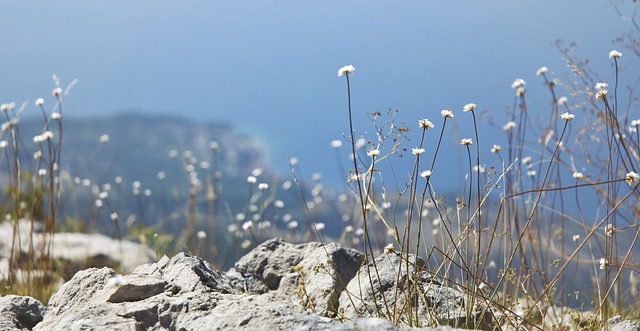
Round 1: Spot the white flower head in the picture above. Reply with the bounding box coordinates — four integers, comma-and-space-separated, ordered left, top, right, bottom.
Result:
440, 110, 454, 118
536, 66, 548, 76
527, 170, 536, 177
595, 82, 608, 91
419, 119, 434, 130
557, 96, 568, 106
460, 138, 473, 146
560, 112, 575, 121
463, 103, 476, 112
0, 140, 6, 149
503, 121, 516, 131
330, 140, 342, 148
110, 212, 118, 221
99, 134, 109, 144
367, 149, 380, 157
511, 78, 526, 89
51, 112, 61, 120
0, 103, 15, 112
605, 224, 615, 237
490, 144, 501, 153
609, 50, 623, 59
420, 170, 432, 179
412, 148, 425, 155
600, 258, 608, 270
35, 98, 45, 107
247, 176, 257, 184
197, 230, 207, 240
572, 234, 580, 243
596, 89, 608, 100
625, 171, 640, 186
516, 87, 526, 97
337, 65, 356, 76
52, 87, 62, 97
572, 172, 584, 180
384, 243, 394, 255
631, 119, 640, 127
258, 183, 269, 190
106, 275, 128, 288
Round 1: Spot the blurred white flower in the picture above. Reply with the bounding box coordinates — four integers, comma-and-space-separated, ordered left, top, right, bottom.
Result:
536, 66, 548, 76
367, 149, 380, 157
502, 121, 516, 131
99, 134, 109, 144
106, 275, 127, 287
0, 140, 7, 149
527, 170, 536, 177
51, 112, 61, 120
595, 82, 608, 91
572, 234, 580, 242
330, 140, 342, 148
52, 87, 62, 97
418, 119, 434, 130
384, 243, 394, 255
596, 89, 608, 98
490, 144, 501, 153
572, 172, 584, 180
420, 170, 432, 179
197, 231, 207, 240
625, 171, 640, 186
631, 119, 640, 127
337, 65, 356, 76
242, 221, 253, 231
460, 138, 473, 146
35, 98, 45, 107
605, 224, 615, 237
247, 176, 257, 184
600, 258, 608, 270
511, 79, 526, 89
412, 148, 425, 155
110, 212, 118, 221
463, 103, 476, 112
609, 50, 622, 59
560, 112, 575, 121
557, 96, 568, 106
258, 183, 269, 190
441, 110, 454, 118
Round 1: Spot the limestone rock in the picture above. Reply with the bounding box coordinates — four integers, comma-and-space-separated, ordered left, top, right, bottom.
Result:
0, 295, 45, 331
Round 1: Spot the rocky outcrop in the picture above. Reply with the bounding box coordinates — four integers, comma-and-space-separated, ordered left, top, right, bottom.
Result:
4, 238, 635, 330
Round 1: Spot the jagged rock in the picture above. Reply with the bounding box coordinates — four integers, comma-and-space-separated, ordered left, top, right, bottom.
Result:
0, 295, 45, 330
230, 238, 364, 316
25, 239, 486, 330
607, 315, 640, 331
338, 251, 490, 329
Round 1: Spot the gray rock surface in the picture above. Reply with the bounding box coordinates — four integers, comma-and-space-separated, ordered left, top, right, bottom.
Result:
4, 237, 636, 330
0, 295, 45, 331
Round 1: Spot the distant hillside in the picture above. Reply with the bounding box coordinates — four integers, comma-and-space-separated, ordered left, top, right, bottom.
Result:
19, 112, 271, 185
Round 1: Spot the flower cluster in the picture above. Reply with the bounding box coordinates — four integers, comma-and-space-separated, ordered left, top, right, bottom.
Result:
337, 65, 356, 76
441, 109, 454, 118
460, 138, 473, 146
609, 50, 622, 59
560, 112, 575, 121
536, 66, 548, 76
625, 171, 640, 186
418, 119, 434, 130
463, 103, 476, 112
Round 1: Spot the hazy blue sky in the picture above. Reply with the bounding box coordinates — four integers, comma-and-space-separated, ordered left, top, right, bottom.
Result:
1, 1, 636, 187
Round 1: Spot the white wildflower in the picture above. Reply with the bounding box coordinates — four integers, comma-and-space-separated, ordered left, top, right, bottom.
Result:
106, 275, 127, 287
595, 82, 608, 91
557, 96, 568, 106
536, 66, 548, 76
384, 243, 394, 255
596, 90, 608, 100
337, 65, 356, 76
463, 103, 477, 112
35, 98, 45, 107
560, 112, 575, 121
527, 170, 536, 177
99, 134, 109, 144
490, 144, 501, 153
197, 231, 207, 240
609, 50, 622, 59
460, 138, 473, 146
503, 121, 516, 131
441, 109, 454, 118
412, 148, 425, 155
605, 224, 615, 237
420, 170, 432, 178
331, 140, 342, 148
600, 258, 608, 270
110, 212, 118, 221
51, 112, 61, 120
258, 183, 269, 190
418, 119, 434, 130
625, 171, 640, 186
572, 234, 580, 242
572, 172, 584, 180
367, 149, 380, 157
0, 140, 7, 149
511, 78, 526, 89
52, 87, 62, 97
631, 119, 640, 127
